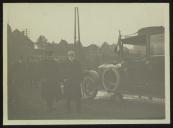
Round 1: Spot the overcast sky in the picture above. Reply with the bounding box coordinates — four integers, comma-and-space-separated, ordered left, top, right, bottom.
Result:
4, 3, 168, 46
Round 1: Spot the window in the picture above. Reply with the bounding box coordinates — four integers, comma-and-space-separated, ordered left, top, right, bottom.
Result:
123, 44, 146, 60
150, 33, 164, 56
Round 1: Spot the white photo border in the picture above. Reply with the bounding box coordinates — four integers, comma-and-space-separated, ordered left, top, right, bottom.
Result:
3, 3, 170, 125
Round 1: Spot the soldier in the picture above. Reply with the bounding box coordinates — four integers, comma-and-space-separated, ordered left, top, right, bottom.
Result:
63, 50, 83, 113
40, 51, 61, 111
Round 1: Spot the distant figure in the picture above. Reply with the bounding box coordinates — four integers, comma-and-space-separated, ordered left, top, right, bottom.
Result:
40, 51, 61, 111
63, 50, 83, 113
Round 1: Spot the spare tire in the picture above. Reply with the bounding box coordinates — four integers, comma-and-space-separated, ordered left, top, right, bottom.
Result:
82, 70, 99, 99
101, 67, 120, 92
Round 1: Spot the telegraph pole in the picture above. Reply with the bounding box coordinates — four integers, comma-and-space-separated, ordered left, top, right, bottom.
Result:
74, 7, 81, 45
24, 28, 30, 39
74, 7, 84, 63
77, 7, 80, 43
74, 7, 77, 45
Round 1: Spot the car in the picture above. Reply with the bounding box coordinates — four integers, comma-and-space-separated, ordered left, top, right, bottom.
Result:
82, 26, 165, 99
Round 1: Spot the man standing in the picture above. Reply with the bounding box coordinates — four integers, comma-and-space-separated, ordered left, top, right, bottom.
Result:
63, 50, 83, 113
40, 51, 61, 111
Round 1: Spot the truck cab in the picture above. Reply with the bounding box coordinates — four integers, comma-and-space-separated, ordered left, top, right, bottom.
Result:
118, 26, 165, 97
82, 26, 165, 99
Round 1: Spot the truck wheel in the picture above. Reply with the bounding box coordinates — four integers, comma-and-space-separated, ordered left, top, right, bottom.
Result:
82, 76, 98, 99
101, 67, 120, 92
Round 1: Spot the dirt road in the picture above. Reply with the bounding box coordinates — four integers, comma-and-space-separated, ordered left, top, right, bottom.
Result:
8, 87, 165, 120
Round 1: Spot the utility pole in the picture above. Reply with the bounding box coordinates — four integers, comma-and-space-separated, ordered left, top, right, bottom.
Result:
77, 7, 80, 43
24, 28, 30, 39
74, 7, 81, 45
74, 7, 77, 45
74, 7, 84, 63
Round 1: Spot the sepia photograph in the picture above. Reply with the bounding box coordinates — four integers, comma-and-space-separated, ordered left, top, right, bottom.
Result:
3, 3, 170, 125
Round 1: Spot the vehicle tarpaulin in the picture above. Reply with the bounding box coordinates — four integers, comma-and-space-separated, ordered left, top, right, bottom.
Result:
122, 35, 146, 45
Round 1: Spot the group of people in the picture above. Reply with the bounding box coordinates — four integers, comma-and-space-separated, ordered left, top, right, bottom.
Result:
40, 50, 83, 113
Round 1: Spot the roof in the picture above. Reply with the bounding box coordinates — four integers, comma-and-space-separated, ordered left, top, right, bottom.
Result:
122, 26, 164, 45
122, 35, 146, 45
138, 26, 164, 35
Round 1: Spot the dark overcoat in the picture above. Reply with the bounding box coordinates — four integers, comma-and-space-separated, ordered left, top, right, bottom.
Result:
63, 59, 83, 99
40, 58, 61, 101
